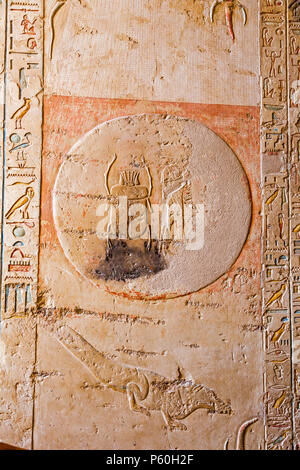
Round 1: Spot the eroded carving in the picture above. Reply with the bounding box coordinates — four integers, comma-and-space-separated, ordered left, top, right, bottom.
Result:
46, 323, 232, 431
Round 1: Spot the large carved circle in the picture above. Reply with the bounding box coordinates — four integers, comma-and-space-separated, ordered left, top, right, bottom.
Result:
53, 114, 251, 299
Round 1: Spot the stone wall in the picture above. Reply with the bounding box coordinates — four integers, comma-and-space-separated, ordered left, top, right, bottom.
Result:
0, 0, 297, 450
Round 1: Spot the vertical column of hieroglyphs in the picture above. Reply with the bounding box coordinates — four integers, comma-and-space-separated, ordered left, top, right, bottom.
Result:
0, 2, 7, 288
261, 0, 294, 450
1, 1, 43, 320
288, 0, 300, 450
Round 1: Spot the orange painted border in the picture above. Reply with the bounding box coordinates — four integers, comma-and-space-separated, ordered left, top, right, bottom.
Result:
40, 95, 260, 298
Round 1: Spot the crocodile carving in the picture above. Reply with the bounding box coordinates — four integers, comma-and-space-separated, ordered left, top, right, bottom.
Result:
45, 322, 232, 430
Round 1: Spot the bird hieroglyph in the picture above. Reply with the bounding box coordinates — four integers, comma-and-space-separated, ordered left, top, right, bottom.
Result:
5, 186, 34, 220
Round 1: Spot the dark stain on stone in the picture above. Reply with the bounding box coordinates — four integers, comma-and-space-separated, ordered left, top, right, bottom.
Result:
95, 240, 166, 282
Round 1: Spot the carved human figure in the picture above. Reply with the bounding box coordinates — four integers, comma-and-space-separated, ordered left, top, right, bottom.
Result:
21, 15, 36, 35
290, 36, 300, 55
265, 50, 282, 78
159, 162, 190, 253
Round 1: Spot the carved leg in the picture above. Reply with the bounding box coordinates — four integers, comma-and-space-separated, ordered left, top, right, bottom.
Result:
106, 236, 113, 252
126, 382, 150, 417
145, 224, 151, 252
161, 405, 187, 431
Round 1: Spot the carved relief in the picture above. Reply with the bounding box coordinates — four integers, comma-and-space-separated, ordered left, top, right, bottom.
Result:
0, 0, 44, 322
1, 0, 299, 450
53, 114, 252, 299
260, 0, 296, 449
224, 418, 259, 450
288, 0, 300, 448
49, 0, 67, 60
44, 322, 232, 431
210, 0, 247, 41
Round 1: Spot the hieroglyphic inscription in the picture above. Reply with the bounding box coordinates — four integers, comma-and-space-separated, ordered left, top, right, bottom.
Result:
0, 1, 44, 319
261, 0, 300, 450
261, 0, 294, 450
288, 0, 300, 449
